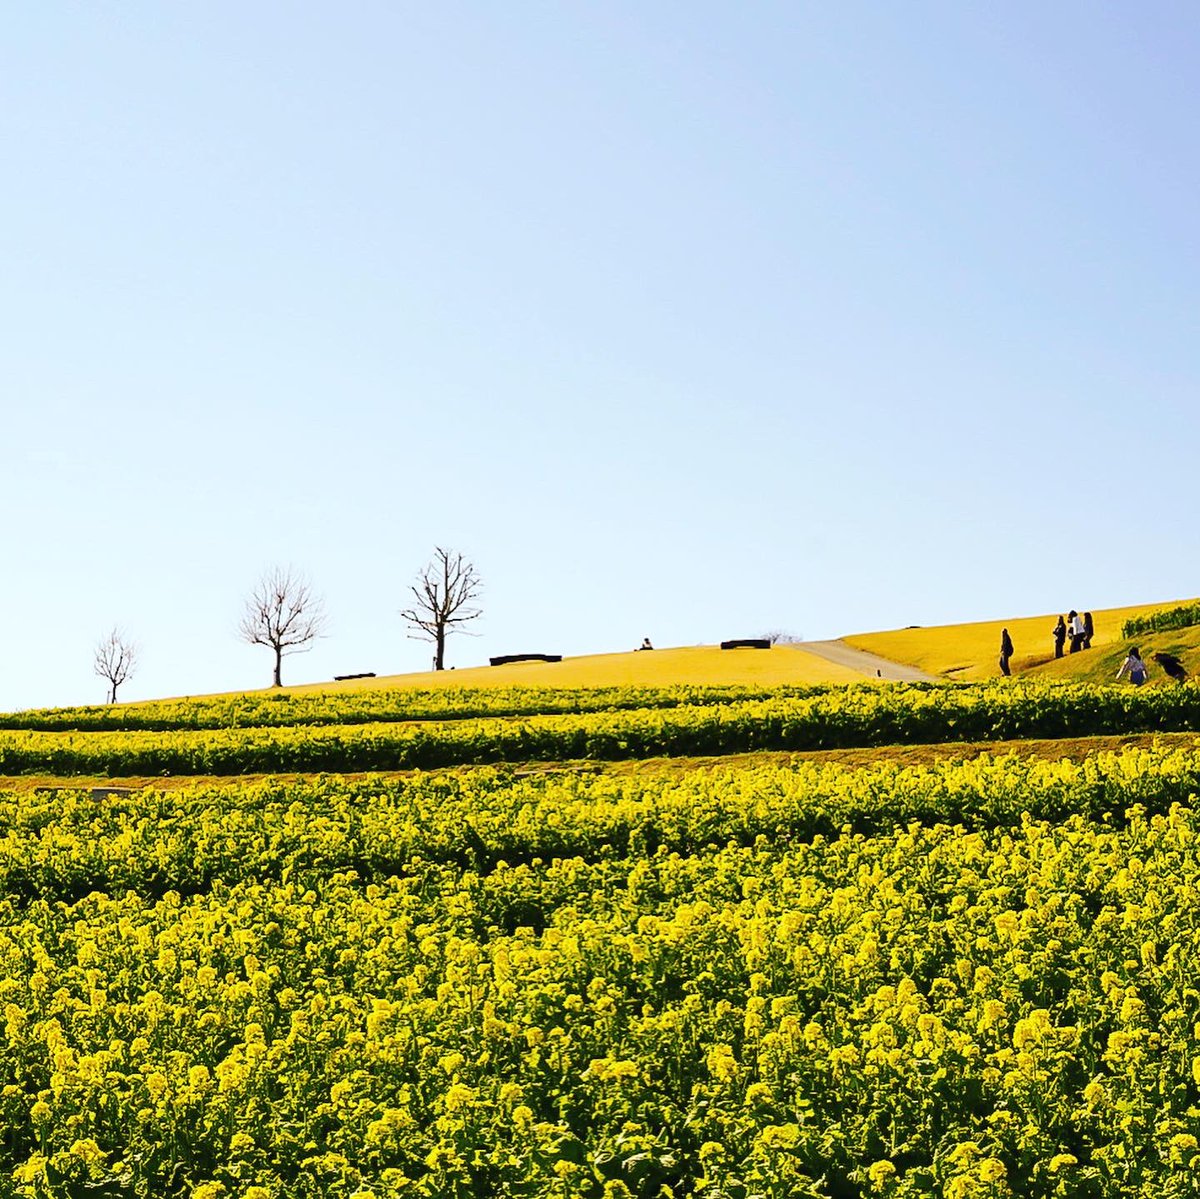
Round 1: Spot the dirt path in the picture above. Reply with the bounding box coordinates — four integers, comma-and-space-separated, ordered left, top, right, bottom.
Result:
799, 639, 940, 682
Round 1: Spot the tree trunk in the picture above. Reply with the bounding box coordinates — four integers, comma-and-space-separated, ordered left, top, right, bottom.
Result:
435, 625, 446, 671
273, 646, 283, 687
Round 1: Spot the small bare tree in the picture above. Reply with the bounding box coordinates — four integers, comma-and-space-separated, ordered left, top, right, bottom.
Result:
239, 566, 328, 687
400, 547, 482, 670
762, 629, 802, 645
94, 627, 138, 703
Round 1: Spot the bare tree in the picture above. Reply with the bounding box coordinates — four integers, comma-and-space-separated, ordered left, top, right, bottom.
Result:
239, 566, 328, 687
761, 629, 802, 645
94, 627, 138, 703
400, 547, 482, 670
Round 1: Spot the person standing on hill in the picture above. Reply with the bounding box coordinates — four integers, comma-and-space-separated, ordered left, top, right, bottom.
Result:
1068, 610, 1086, 653
1052, 615, 1067, 659
1117, 646, 1150, 686
999, 628, 1014, 676
1083, 612, 1094, 649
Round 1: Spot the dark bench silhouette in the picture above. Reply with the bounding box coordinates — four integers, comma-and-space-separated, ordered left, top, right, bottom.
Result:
490, 653, 562, 666
720, 638, 771, 650
334, 672, 376, 681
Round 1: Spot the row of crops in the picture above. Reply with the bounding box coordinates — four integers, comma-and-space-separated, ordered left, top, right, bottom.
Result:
2, 678, 1196, 740
5, 744, 1200, 1195
1, 682, 1199, 775
2, 747, 1199, 900
0, 685, 814, 733
1122, 600, 1200, 639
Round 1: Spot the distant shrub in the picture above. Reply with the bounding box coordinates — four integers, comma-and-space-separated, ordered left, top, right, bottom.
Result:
1122, 602, 1200, 640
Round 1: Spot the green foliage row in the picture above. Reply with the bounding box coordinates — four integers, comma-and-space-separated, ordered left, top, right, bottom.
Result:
1121, 602, 1200, 640
2, 683, 1200, 775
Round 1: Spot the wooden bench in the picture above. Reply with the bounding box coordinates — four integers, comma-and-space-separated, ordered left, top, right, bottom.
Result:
333, 672, 376, 681
720, 639, 771, 650
489, 653, 562, 666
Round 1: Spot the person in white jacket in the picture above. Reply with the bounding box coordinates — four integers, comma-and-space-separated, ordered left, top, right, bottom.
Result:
1068, 610, 1086, 653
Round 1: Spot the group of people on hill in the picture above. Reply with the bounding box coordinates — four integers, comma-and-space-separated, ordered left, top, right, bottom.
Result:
995, 611, 1189, 686
1052, 610, 1093, 658
999, 610, 1095, 676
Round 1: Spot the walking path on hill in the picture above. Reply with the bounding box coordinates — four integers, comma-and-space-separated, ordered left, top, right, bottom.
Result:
800, 640, 940, 682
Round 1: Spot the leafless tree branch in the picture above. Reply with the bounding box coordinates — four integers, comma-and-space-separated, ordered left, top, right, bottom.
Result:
238, 565, 328, 686
399, 547, 482, 670
94, 627, 139, 703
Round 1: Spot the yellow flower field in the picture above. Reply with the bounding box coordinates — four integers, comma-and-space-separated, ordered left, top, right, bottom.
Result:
3, 675, 1199, 1195
5, 682, 1200, 775
5, 755, 1200, 1196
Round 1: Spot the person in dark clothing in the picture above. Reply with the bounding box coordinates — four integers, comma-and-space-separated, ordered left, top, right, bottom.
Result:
1083, 612, 1094, 649
1153, 651, 1187, 684
1052, 615, 1067, 659
999, 628, 1014, 676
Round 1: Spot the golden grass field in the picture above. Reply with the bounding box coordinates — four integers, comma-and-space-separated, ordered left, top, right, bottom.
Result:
160, 599, 1200, 704
844, 598, 1196, 682
283, 643, 863, 695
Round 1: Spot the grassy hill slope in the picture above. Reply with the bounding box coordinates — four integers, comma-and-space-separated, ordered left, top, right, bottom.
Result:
844, 598, 1195, 681
268, 643, 863, 696
1030, 625, 1200, 686
135, 599, 1200, 705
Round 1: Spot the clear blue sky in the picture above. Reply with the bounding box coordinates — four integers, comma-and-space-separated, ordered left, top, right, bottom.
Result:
3, 3, 1198, 708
